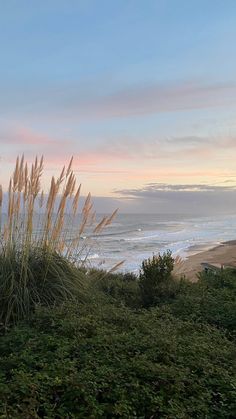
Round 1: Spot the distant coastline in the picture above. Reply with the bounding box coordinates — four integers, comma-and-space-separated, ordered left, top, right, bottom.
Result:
175, 240, 236, 281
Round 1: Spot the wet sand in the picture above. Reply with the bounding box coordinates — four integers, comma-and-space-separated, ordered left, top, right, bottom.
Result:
174, 240, 236, 282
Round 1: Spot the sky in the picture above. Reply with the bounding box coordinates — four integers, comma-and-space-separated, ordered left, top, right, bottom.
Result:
1, 0, 236, 213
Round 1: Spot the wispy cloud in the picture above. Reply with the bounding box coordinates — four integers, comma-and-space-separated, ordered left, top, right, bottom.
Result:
0, 125, 63, 147
81, 81, 236, 119
1, 80, 236, 121
15, 127, 55, 145
0, 125, 77, 169
77, 133, 236, 164
1, 123, 235, 170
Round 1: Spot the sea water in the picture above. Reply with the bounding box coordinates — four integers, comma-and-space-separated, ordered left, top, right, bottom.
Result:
86, 213, 236, 273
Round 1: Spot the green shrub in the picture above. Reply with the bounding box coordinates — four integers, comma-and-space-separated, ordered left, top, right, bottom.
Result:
139, 251, 177, 307
0, 301, 235, 418
0, 248, 87, 325
199, 268, 236, 291
169, 269, 236, 336
86, 269, 141, 308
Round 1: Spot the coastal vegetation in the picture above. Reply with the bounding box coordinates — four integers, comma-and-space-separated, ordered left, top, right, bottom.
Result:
0, 266, 235, 418
0, 155, 117, 324
0, 157, 235, 417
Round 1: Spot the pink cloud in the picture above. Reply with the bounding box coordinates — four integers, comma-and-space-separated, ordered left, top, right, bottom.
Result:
74, 134, 236, 165
15, 127, 54, 145
0, 125, 66, 147
1, 125, 236, 180
0, 126, 77, 168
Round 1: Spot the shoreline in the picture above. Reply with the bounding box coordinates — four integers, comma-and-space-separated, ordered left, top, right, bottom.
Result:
174, 239, 236, 281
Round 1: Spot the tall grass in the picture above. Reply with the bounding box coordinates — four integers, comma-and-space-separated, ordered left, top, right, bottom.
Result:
0, 155, 118, 324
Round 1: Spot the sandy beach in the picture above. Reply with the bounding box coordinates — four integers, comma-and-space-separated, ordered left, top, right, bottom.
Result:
175, 240, 236, 281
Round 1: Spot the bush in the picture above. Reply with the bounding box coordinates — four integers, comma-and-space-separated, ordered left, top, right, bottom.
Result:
139, 251, 177, 307
86, 269, 141, 308
199, 268, 236, 291
0, 256, 236, 417
0, 248, 87, 325
169, 269, 236, 336
0, 301, 235, 418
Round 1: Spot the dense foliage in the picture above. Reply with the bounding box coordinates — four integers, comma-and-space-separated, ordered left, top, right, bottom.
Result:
0, 301, 235, 418
139, 251, 177, 307
169, 269, 236, 336
0, 249, 86, 324
0, 264, 235, 418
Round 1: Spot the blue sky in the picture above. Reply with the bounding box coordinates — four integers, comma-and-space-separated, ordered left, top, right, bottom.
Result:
1, 0, 236, 82
0, 1, 236, 212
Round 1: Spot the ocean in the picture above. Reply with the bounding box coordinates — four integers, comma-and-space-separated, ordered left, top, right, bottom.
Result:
86, 213, 236, 273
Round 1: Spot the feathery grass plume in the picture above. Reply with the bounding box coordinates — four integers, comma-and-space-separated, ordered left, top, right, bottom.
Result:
66, 156, 73, 177
59, 165, 65, 181
43, 176, 56, 245
82, 192, 91, 214
93, 216, 107, 234
104, 208, 118, 226
108, 260, 125, 273
90, 211, 96, 226
77, 192, 93, 238
0, 154, 118, 324
7, 178, 13, 246
0, 185, 3, 207
70, 177, 76, 197
173, 255, 185, 277
23, 163, 28, 203
72, 184, 81, 216
18, 155, 25, 192
13, 156, 19, 191
0, 184, 2, 233
39, 190, 44, 208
